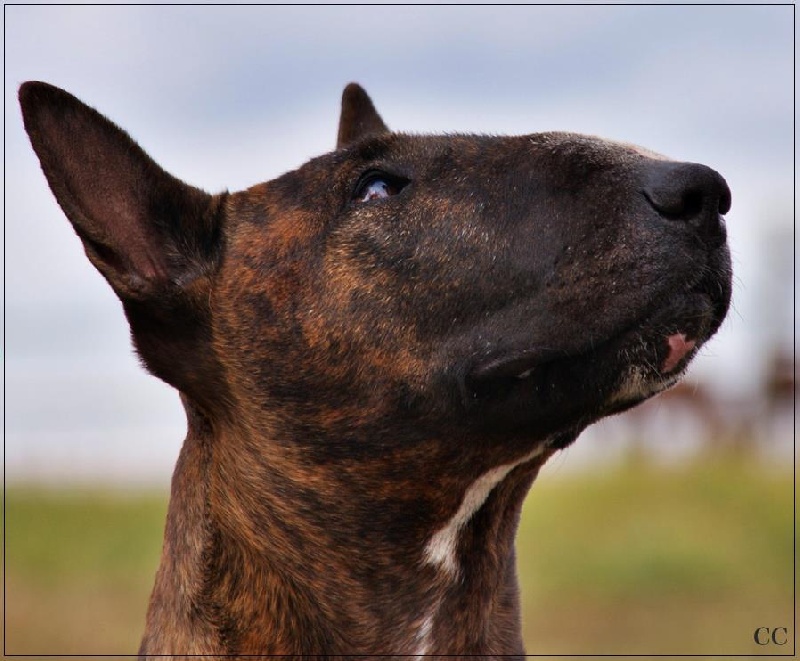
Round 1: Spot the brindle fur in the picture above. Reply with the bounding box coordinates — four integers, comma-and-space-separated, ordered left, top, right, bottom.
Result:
19, 81, 731, 657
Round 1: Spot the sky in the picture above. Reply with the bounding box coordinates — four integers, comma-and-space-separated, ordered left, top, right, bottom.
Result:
4, 5, 794, 483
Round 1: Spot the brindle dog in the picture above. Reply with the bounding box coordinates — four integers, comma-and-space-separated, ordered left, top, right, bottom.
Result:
19, 81, 731, 657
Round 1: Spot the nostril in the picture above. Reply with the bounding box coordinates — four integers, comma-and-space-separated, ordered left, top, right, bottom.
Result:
643, 162, 731, 227
681, 189, 705, 219
643, 186, 705, 222
665, 188, 704, 221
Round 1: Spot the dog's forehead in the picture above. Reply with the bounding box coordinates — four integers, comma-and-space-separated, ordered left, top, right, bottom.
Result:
530, 131, 672, 162
336, 130, 671, 169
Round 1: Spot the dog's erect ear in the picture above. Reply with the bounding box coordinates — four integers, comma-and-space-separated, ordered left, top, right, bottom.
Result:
337, 83, 389, 148
20, 81, 228, 408
19, 81, 221, 302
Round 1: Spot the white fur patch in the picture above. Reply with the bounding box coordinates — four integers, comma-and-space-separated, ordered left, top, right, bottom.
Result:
611, 365, 678, 405
423, 444, 548, 577
610, 365, 649, 403
413, 611, 435, 657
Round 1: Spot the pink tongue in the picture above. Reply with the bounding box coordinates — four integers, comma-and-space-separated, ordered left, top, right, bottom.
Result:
661, 333, 697, 373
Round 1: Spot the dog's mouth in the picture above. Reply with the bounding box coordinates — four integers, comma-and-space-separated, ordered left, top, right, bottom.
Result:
462, 276, 729, 438
471, 292, 712, 383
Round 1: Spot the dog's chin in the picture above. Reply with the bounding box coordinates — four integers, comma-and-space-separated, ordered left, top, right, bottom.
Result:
462, 289, 725, 441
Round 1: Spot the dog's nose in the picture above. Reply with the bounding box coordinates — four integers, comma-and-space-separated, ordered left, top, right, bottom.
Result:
643, 162, 731, 246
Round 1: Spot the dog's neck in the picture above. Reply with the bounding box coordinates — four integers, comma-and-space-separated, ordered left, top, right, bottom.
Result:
139, 403, 552, 657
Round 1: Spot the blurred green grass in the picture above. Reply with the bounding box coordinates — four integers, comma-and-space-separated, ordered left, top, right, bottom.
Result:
4, 454, 794, 654
518, 453, 794, 655
4, 488, 167, 653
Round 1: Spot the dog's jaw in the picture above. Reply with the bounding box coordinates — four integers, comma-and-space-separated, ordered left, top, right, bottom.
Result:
610, 365, 679, 408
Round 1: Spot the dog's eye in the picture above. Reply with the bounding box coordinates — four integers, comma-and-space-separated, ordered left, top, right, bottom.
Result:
353, 172, 407, 204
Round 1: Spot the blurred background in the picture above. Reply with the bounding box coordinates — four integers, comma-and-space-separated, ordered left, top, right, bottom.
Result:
4, 4, 794, 655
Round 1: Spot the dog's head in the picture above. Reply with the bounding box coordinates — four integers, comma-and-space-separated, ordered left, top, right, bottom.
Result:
20, 82, 731, 466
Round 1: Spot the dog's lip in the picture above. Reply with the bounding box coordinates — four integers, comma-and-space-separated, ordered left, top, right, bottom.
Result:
661, 333, 697, 373
470, 346, 562, 381
467, 291, 714, 386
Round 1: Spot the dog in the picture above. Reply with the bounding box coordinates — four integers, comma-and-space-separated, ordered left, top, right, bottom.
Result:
19, 81, 732, 656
